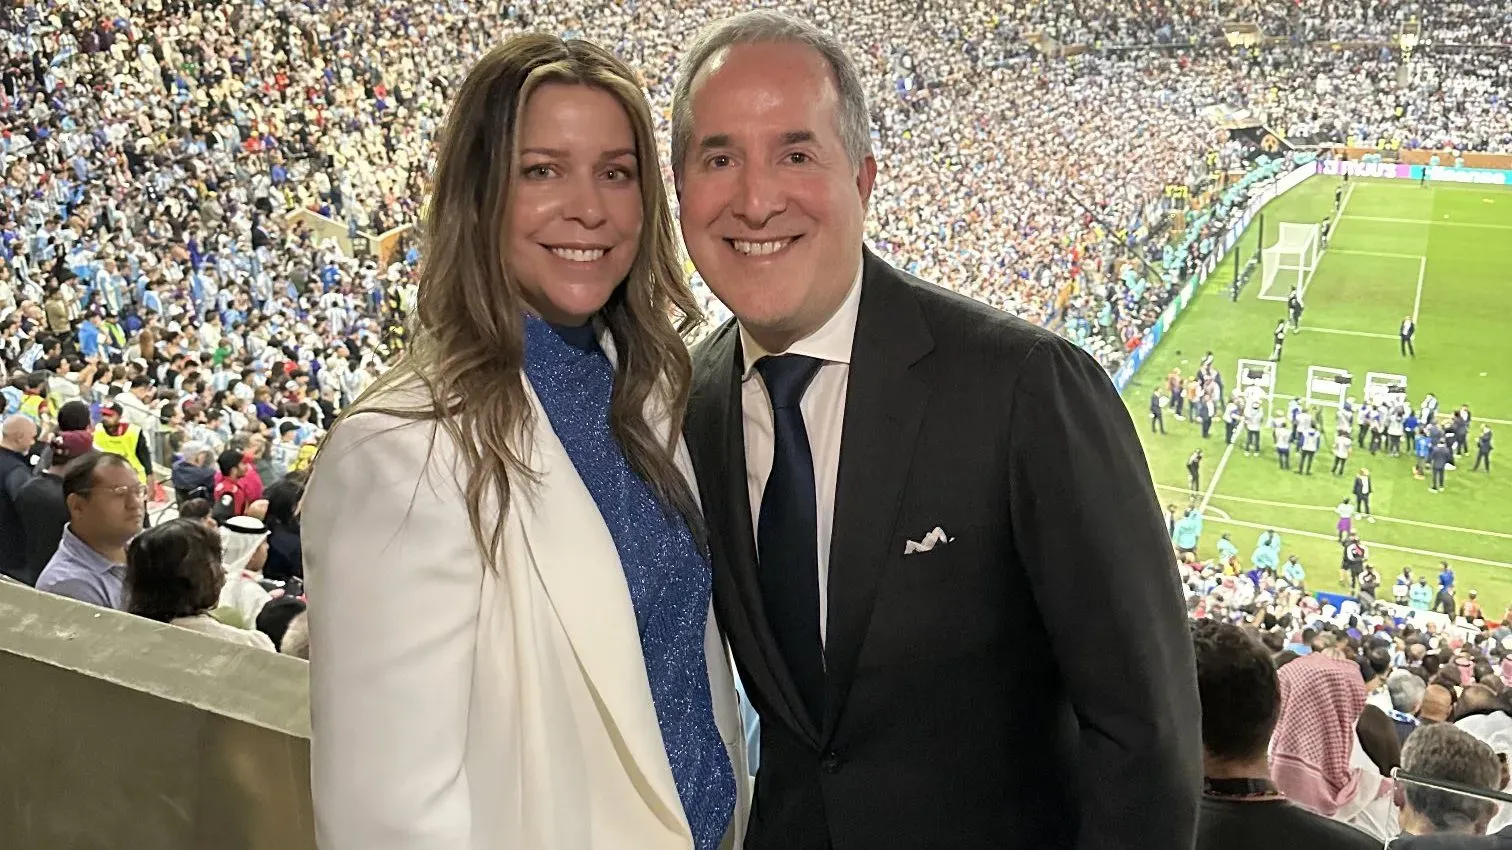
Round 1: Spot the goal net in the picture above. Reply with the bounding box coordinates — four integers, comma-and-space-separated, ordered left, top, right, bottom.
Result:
1259, 222, 1321, 300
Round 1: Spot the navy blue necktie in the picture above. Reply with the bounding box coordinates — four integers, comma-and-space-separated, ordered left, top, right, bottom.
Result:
755, 354, 826, 724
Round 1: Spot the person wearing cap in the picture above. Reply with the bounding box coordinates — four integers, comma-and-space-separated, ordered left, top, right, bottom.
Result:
212, 449, 252, 518
93, 400, 153, 487
270, 420, 301, 478
13, 430, 96, 586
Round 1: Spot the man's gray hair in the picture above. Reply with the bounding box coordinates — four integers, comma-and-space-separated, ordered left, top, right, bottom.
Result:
1401, 723, 1501, 834
180, 441, 211, 464
1388, 669, 1427, 714
670, 10, 872, 180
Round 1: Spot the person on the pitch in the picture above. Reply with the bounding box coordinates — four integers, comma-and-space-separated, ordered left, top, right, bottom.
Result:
1297, 424, 1320, 474
1223, 397, 1241, 445
1400, 315, 1415, 357
1150, 388, 1166, 434
1287, 288, 1304, 331
1474, 425, 1493, 472
1272, 411, 1293, 470
1270, 319, 1286, 361
1331, 429, 1352, 476
1188, 449, 1204, 495
1243, 403, 1265, 457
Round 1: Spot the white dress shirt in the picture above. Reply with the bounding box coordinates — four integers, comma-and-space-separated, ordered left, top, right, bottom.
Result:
739, 265, 863, 646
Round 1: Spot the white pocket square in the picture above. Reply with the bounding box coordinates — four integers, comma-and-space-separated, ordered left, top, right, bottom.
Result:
904, 526, 954, 555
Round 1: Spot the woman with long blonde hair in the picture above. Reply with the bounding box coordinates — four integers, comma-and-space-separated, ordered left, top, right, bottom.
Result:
302, 35, 746, 850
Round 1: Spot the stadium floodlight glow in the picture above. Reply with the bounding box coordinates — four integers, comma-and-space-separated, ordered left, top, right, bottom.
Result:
1236, 358, 1277, 419
1259, 222, 1321, 301
1305, 365, 1353, 411
1364, 372, 1409, 408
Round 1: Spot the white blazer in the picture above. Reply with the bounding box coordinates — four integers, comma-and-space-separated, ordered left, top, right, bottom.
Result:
302, 356, 750, 850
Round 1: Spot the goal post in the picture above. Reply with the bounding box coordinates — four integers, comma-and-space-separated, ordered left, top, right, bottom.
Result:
1364, 372, 1409, 408
1305, 365, 1353, 411
1259, 222, 1321, 301
1237, 359, 1277, 420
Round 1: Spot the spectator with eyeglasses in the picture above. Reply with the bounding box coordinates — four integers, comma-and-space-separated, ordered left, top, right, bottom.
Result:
34, 452, 146, 610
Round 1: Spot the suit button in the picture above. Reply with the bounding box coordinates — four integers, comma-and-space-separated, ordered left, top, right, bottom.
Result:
820, 752, 842, 774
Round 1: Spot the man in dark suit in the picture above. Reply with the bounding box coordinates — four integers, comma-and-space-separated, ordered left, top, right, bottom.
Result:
0, 414, 39, 582
1401, 316, 1416, 357
1475, 425, 1493, 472
673, 11, 1200, 850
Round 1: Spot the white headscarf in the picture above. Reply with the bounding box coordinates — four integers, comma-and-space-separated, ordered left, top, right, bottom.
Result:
219, 516, 268, 575
217, 516, 271, 628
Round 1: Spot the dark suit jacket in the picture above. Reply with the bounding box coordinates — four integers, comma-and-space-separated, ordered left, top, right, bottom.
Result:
685, 249, 1201, 850
0, 447, 34, 582
13, 472, 66, 586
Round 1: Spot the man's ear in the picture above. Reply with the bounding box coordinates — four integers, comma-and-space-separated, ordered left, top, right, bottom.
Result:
856, 154, 877, 209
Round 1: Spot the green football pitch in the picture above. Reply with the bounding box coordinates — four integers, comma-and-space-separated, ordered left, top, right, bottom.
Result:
1120, 175, 1512, 608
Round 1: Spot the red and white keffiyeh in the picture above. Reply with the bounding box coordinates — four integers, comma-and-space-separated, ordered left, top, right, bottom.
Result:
1270, 654, 1394, 817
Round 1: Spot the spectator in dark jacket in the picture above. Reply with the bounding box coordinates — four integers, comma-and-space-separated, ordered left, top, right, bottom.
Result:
1191, 619, 1379, 850
261, 476, 304, 582
171, 441, 216, 503
14, 431, 96, 585
0, 414, 40, 582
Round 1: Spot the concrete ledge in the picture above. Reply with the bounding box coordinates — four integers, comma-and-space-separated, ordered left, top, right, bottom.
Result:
0, 581, 316, 850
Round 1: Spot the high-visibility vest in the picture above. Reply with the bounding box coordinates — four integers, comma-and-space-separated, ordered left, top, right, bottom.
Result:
19, 394, 46, 423
94, 423, 147, 483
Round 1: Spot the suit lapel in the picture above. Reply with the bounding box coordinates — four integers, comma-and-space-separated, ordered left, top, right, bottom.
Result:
687, 325, 818, 745
514, 381, 687, 833
822, 251, 933, 738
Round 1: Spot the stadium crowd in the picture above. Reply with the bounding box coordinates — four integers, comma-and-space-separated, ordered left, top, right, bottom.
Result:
3, 0, 1512, 842
1183, 534, 1512, 845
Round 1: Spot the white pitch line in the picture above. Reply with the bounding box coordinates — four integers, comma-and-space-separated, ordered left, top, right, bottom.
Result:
1298, 326, 1398, 340
1201, 515, 1512, 570
1328, 249, 1425, 260
1197, 440, 1237, 513
1153, 483, 1512, 540
1343, 214, 1512, 230
1413, 254, 1427, 323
